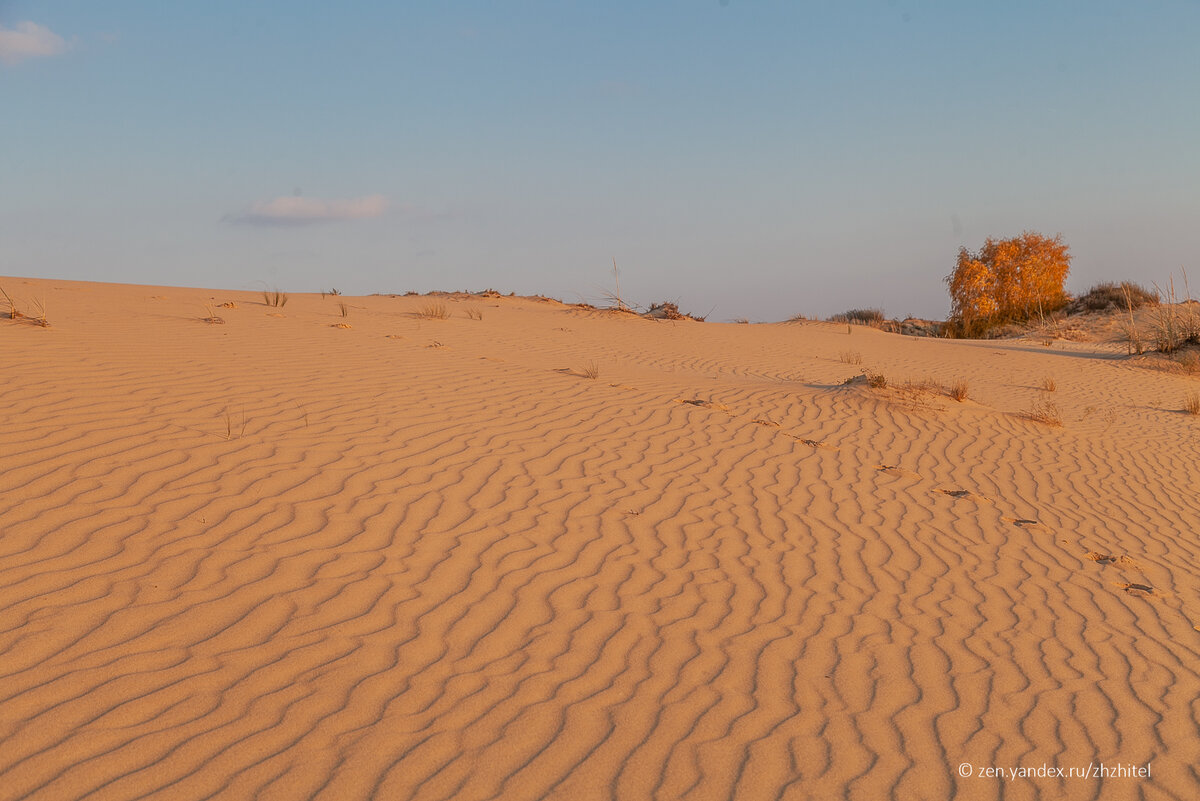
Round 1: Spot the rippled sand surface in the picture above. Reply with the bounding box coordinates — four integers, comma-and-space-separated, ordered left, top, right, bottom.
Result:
2, 278, 1198, 800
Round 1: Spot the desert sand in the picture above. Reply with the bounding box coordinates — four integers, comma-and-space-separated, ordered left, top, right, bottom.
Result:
1, 276, 1197, 801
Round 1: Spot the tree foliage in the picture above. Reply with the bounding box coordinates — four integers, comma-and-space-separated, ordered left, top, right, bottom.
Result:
945, 231, 1071, 335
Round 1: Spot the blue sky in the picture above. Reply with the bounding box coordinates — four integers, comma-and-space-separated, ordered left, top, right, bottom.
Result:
3, 1, 1198, 320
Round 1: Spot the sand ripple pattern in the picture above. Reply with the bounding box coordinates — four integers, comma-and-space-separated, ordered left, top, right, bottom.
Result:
1, 283, 1198, 801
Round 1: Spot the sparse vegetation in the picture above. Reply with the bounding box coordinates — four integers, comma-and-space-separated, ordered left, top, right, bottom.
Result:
263, 287, 288, 307
946, 231, 1070, 336
1120, 284, 1146, 355
866, 371, 888, 389
0, 287, 49, 326
892, 378, 946, 412
1185, 392, 1200, 416
839, 350, 863, 365
648, 301, 684, 320
0, 286, 16, 319
222, 406, 247, 439
1146, 273, 1200, 353
201, 304, 225, 324
417, 302, 450, 320
646, 301, 705, 321
1027, 397, 1063, 427
1066, 281, 1157, 314
1040, 376, 1057, 392
338, 301, 349, 318
580, 360, 600, 379
733, 318, 750, 325
949, 379, 969, 402
602, 258, 634, 312
1173, 350, 1200, 374
829, 308, 885, 327
29, 296, 49, 327
464, 307, 484, 321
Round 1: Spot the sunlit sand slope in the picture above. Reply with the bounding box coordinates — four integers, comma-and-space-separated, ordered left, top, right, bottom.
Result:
2, 277, 1198, 801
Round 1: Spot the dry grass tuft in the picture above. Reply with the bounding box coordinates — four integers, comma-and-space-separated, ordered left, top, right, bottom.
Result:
0, 287, 49, 326
1027, 397, 1063, 427
222, 406, 247, 439
645, 301, 705, 321
866, 371, 888, 389
0, 286, 18, 319
1040, 376, 1057, 392
892, 378, 946, 412
1174, 350, 1200, 374
417, 301, 450, 320
201, 304, 225, 324
338, 301, 349, 318
1120, 283, 1146, 355
464, 307, 484, 321
830, 308, 885, 327
601, 258, 635, 313
263, 287, 288, 307
1184, 392, 1200, 416
839, 350, 863, 365
949, 379, 969, 402
29, 296, 49, 327
1148, 273, 1200, 353
648, 301, 684, 320
580, 360, 601, 379
1068, 281, 1158, 314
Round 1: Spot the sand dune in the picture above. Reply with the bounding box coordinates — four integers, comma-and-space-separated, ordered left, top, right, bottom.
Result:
2, 277, 1198, 800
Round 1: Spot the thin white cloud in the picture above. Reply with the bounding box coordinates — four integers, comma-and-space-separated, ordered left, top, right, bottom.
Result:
0, 21, 68, 66
225, 194, 388, 226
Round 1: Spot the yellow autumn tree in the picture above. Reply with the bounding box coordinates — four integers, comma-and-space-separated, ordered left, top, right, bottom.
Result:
945, 231, 1070, 336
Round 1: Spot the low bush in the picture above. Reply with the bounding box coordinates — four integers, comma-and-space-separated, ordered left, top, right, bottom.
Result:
1066, 281, 1158, 314
829, 308, 885, 326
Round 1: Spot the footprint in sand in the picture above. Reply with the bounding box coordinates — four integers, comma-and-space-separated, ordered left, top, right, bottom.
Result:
1086, 552, 1143, 570
937, 487, 1000, 506
874, 464, 923, 480
780, 433, 838, 450
676, 398, 733, 414
1001, 517, 1047, 530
